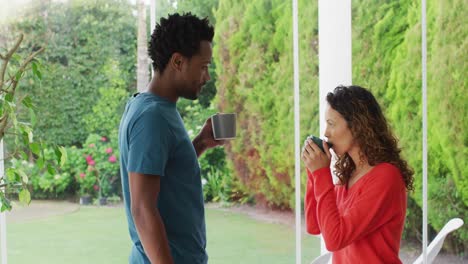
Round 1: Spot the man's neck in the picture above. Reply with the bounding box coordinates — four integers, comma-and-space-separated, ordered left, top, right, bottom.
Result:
147, 72, 178, 103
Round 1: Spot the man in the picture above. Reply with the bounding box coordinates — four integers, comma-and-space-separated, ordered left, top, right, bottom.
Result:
119, 13, 222, 264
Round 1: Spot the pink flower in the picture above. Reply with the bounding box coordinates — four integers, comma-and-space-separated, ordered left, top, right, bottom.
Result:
105, 147, 113, 154
79, 173, 86, 179
86, 155, 95, 166
89, 143, 95, 148
93, 185, 99, 191
101, 136, 107, 142
108, 155, 117, 163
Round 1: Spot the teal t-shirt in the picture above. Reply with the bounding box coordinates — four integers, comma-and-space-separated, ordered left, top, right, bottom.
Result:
118, 92, 207, 264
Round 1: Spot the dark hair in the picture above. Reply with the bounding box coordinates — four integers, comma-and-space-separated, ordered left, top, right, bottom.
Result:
148, 12, 214, 73
326, 85, 414, 191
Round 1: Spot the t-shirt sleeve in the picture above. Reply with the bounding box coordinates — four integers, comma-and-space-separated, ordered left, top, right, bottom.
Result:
127, 108, 172, 176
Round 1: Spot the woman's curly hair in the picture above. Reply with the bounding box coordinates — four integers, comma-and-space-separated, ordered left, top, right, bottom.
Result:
326, 85, 414, 191
148, 12, 214, 73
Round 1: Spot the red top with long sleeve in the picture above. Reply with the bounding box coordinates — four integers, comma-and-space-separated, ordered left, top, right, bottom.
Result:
305, 163, 407, 264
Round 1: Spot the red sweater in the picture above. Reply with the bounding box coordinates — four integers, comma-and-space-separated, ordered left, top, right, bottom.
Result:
305, 163, 407, 264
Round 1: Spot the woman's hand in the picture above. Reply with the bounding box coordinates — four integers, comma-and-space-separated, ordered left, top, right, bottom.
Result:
301, 138, 332, 172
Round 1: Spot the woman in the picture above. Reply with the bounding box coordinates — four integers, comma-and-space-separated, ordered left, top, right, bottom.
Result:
302, 85, 414, 264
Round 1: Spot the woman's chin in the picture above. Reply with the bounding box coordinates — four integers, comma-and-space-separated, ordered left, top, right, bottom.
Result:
333, 149, 343, 157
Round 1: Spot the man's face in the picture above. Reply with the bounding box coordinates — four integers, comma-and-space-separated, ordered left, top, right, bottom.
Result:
178, 41, 212, 100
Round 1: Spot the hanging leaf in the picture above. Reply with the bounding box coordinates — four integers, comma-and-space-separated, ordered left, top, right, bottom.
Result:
22, 95, 34, 109
28, 130, 34, 143
30, 108, 37, 126
17, 169, 29, 184
47, 164, 56, 175
54, 146, 67, 167
5, 93, 13, 103
29, 142, 40, 155
6, 168, 17, 182
15, 70, 23, 82
0, 196, 12, 212
11, 53, 20, 61
59, 146, 67, 167
31, 61, 37, 72
54, 147, 62, 161
36, 156, 45, 169
31, 61, 42, 80
18, 189, 31, 205
20, 150, 28, 160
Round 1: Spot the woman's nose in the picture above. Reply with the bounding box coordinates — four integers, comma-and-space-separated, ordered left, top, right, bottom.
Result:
324, 127, 330, 138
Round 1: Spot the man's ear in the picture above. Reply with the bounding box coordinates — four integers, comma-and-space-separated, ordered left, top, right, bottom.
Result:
170, 53, 184, 71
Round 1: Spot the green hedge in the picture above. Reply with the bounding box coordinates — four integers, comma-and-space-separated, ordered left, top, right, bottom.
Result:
3, 0, 465, 253
7, 0, 136, 146
214, 0, 319, 209
15, 132, 121, 200
215, 0, 466, 251
353, 0, 467, 250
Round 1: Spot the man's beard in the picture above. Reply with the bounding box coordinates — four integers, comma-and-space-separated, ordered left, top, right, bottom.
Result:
181, 90, 199, 100
179, 85, 202, 100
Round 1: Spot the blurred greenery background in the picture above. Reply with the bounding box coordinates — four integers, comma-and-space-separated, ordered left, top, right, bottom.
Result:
0, 0, 466, 256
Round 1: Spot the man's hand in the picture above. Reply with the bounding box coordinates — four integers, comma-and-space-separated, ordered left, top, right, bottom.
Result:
193, 117, 225, 157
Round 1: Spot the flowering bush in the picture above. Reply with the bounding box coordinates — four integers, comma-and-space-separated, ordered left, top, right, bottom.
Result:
74, 159, 97, 197
17, 133, 121, 199
78, 133, 120, 198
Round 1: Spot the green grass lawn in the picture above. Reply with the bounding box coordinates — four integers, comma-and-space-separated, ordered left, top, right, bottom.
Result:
7, 206, 320, 264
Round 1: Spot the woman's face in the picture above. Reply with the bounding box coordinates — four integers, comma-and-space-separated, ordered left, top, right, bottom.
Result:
324, 104, 356, 156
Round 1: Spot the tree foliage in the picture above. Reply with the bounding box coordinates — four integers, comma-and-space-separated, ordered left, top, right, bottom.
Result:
0, 34, 65, 211
7, 0, 136, 146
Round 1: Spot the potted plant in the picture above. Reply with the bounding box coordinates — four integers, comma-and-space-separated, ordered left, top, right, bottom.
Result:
76, 168, 98, 205
82, 134, 120, 206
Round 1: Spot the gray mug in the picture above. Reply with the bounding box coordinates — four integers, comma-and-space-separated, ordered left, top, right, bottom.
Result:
211, 113, 236, 140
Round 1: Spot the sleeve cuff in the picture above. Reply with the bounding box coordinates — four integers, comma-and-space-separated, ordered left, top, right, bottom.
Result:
308, 167, 332, 179
311, 167, 334, 198
307, 167, 330, 180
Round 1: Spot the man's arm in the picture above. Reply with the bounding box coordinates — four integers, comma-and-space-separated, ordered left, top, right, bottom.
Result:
192, 135, 207, 158
129, 172, 174, 264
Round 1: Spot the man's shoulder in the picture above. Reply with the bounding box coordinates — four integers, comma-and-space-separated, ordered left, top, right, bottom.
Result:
126, 97, 168, 121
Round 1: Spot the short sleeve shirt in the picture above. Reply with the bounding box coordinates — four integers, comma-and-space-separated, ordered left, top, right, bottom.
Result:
118, 92, 207, 264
